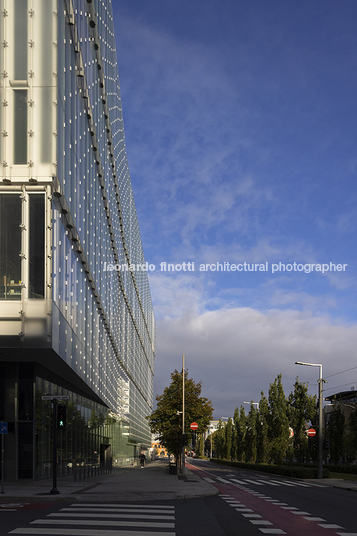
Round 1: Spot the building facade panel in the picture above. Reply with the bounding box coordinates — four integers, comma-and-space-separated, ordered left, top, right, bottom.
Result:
0, 0, 155, 479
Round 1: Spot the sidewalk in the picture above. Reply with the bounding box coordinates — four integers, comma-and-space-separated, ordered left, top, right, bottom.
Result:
0, 459, 218, 502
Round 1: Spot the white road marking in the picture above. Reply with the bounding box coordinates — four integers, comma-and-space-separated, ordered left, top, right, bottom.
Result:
49, 513, 174, 520
73, 504, 174, 509
291, 511, 311, 515
10, 530, 175, 536
32, 520, 175, 528
259, 530, 286, 534
318, 524, 345, 529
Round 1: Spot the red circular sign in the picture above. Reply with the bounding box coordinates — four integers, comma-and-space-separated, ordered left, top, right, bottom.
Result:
307, 428, 316, 437
190, 422, 198, 430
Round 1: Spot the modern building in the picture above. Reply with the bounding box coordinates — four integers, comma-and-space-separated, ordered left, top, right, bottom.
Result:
0, 0, 155, 479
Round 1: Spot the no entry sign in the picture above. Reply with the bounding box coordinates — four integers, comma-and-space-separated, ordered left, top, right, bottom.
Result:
190, 422, 198, 430
307, 428, 316, 437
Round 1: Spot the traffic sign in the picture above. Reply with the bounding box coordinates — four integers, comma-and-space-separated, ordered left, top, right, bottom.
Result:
0, 422, 7, 435
190, 422, 198, 430
307, 428, 316, 437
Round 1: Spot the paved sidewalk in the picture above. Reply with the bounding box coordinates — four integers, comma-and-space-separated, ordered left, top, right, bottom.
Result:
0, 459, 218, 502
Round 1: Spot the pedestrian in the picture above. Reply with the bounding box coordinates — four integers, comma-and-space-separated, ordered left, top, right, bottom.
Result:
139, 452, 146, 468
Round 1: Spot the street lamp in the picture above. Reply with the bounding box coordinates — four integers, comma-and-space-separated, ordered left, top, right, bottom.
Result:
243, 401, 259, 408
295, 361, 324, 479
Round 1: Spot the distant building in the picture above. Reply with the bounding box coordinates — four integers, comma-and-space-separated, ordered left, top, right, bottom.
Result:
0, 0, 155, 479
324, 390, 357, 461
151, 435, 169, 457
324, 390, 357, 423
206, 420, 220, 439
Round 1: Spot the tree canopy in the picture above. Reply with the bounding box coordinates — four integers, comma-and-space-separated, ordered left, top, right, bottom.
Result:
147, 369, 213, 462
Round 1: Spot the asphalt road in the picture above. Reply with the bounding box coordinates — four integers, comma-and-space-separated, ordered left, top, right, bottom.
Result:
1, 460, 356, 536
187, 458, 357, 535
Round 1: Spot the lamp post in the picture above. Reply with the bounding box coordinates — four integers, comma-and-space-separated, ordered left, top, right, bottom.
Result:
243, 401, 259, 408
295, 361, 323, 479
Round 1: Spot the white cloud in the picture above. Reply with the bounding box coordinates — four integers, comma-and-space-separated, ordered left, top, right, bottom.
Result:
154, 304, 357, 419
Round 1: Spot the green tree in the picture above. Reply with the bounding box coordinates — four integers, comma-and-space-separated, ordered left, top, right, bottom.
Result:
245, 403, 257, 463
215, 419, 226, 459
268, 374, 290, 464
348, 407, 357, 460
195, 433, 204, 457
225, 418, 233, 460
328, 406, 345, 464
287, 378, 317, 463
147, 369, 213, 464
234, 405, 246, 461
257, 392, 270, 463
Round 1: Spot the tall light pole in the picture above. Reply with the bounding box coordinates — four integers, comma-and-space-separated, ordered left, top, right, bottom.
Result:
243, 401, 259, 408
295, 361, 323, 479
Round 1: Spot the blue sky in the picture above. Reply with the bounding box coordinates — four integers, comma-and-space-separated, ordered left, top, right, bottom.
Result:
112, 0, 357, 418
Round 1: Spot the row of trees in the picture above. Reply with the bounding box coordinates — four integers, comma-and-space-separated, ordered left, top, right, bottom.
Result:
211, 375, 357, 465
211, 375, 317, 465
148, 369, 357, 468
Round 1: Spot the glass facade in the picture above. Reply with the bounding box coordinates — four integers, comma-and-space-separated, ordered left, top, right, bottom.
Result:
0, 0, 155, 479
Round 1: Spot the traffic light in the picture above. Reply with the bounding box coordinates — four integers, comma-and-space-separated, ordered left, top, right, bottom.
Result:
57, 404, 66, 429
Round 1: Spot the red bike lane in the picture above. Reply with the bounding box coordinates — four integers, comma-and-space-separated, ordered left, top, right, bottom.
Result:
186, 462, 346, 536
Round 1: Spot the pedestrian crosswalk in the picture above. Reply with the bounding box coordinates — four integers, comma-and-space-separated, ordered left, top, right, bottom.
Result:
8, 503, 176, 536
202, 475, 325, 489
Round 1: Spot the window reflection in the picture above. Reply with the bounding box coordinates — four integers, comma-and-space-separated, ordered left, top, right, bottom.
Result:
0, 194, 22, 300
29, 194, 45, 298
14, 90, 28, 164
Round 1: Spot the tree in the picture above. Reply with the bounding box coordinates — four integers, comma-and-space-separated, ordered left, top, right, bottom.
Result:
348, 407, 357, 460
225, 418, 233, 460
328, 405, 345, 464
257, 392, 270, 463
245, 403, 257, 463
287, 378, 317, 463
215, 419, 226, 459
268, 374, 290, 464
234, 405, 246, 461
147, 369, 213, 464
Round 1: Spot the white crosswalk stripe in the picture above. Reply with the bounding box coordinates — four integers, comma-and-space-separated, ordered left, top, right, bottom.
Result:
8, 502, 176, 536
211, 475, 327, 488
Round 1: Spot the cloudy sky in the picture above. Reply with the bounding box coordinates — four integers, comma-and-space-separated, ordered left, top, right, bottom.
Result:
112, 0, 357, 419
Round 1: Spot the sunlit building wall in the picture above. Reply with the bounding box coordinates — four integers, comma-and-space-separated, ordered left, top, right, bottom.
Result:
0, 0, 155, 479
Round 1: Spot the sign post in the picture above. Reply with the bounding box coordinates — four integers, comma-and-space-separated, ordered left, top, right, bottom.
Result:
0, 422, 8, 494
41, 396, 69, 494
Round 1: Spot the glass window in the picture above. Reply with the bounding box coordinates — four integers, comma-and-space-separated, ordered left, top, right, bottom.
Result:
14, 0, 28, 80
14, 90, 28, 164
29, 194, 45, 298
0, 194, 22, 300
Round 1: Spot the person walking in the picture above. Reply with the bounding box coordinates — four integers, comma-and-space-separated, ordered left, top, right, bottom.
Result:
139, 452, 146, 468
